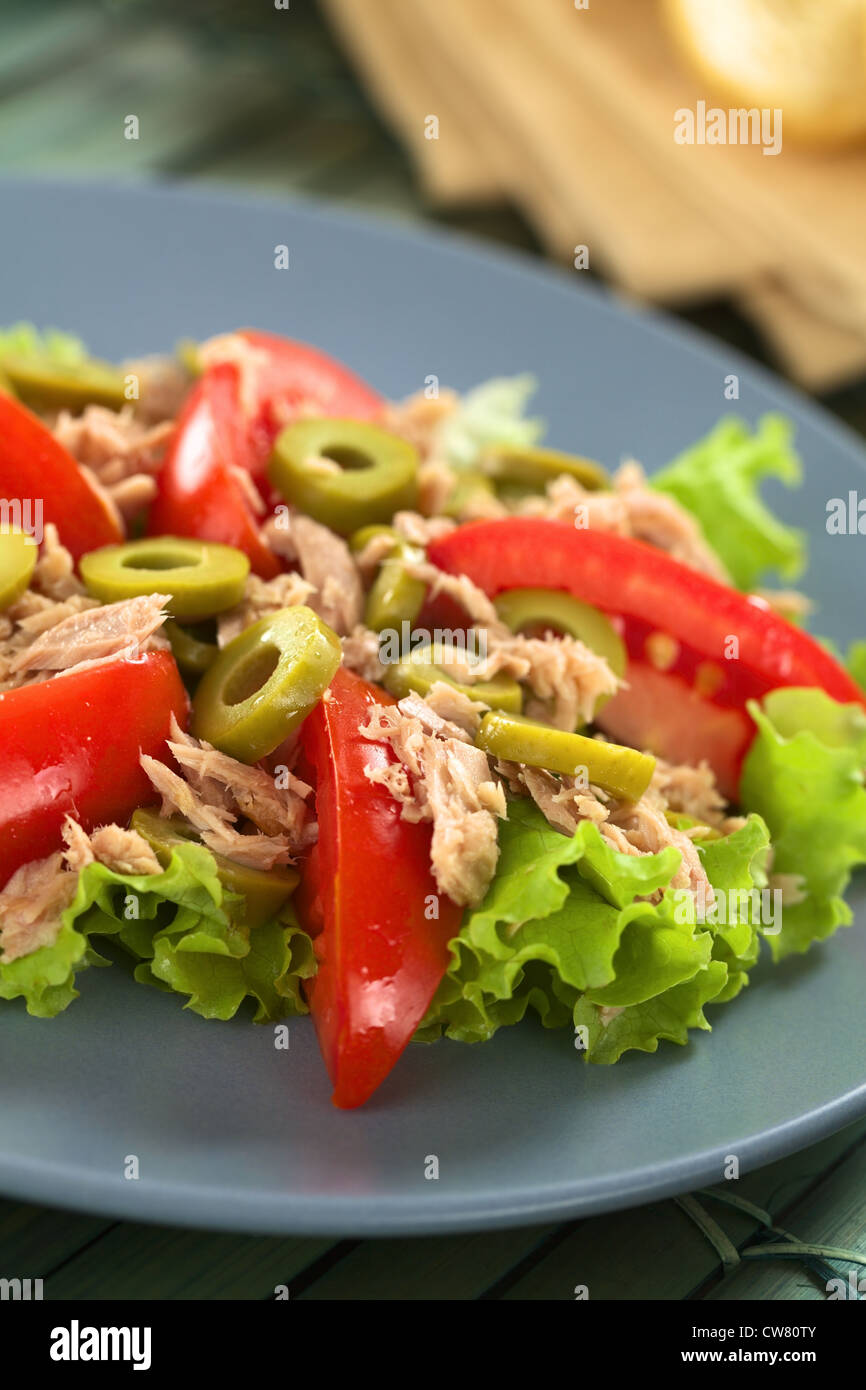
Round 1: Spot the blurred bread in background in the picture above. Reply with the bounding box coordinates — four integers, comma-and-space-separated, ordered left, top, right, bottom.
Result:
323, 0, 866, 391
664, 0, 866, 147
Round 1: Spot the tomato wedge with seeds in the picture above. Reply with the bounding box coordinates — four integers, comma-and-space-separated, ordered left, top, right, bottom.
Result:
428, 519, 865, 796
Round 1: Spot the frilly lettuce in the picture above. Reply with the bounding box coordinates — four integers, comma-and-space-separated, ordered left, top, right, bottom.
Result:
847, 640, 866, 694
418, 799, 771, 1062
652, 415, 806, 590
741, 688, 866, 959
0, 921, 96, 1019
0, 841, 313, 1022
435, 374, 544, 470
0, 321, 89, 366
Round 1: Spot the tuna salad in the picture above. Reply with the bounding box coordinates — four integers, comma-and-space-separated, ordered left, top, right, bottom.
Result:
1, 324, 865, 1108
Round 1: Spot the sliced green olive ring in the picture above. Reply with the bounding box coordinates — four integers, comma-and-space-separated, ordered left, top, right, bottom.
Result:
382, 641, 523, 714
494, 587, 626, 716
131, 808, 298, 929
191, 605, 341, 763
268, 418, 419, 536
80, 537, 250, 621
0, 354, 127, 412
348, 523, 398, 554
164, 619, 219, 677
481, 444, 609, 492
347, 524, 428, 635
0, 528, 37, 611
476, 710, 655, 802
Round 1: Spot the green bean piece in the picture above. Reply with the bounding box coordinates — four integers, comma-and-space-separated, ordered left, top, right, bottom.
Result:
0, 354, 127, 412
494, 587, 625, 716
0, 528, 37, 610
80, 537, 250, 622
131, 808, 298, 929
476, 710, 655, 802
481, 444, 609, 492
382, 641, 523, 713
268, 419, 419, 535
192, 606, 341, 763
164, 619, 219, 677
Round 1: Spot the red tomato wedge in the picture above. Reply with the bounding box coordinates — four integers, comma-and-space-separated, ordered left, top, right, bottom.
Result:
149, 334, 383, 575
221, 330, 384, 482
147, 362, 281, 578
0, 393, 123, 562
595, 661, 755, 796
295, 668, 462, 1110
428, 519, 865, 796
0, 650, 188, 887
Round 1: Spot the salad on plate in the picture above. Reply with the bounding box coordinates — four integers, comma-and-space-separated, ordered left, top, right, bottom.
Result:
1, 324, 864, 1109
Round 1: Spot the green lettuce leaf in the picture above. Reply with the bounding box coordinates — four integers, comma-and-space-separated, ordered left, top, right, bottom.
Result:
652, 415, 806, 589
695, 815, 771, 999
573, 964, 729, 1064
572, 815, 772, 1054
435, 374, 544, 470
1, 841, 313, 1022
740, 688, 866, 958
0, 321, 88, 366
133, 911, 314, 1023
419, 802, 771, 1061
0, 921, 96, 1019
76, 843, 313, 1022
846, 640, 866, 694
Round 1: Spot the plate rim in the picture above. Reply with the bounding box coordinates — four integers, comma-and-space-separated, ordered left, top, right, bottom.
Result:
1, 175, 865, 1235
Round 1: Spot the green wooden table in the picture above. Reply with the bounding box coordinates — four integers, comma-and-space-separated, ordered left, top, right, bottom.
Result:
1, 0, 865, 1301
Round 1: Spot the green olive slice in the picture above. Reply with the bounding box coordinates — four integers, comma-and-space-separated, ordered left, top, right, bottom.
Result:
494, 587, 626, 715
442, 470, 498, 518
131, 808, 298, 929
0, 528, 37, 610
164, 619, 219, 676
365, 548, 427, 634
0, 354, 127, 412
80, 537, 250, 622
175, 338, 203, 377
382, 641, 523, 714
268, 418, 419, 535
481, 444, 609, 492
348, 524, 427, 635
476, 710, 655, 802
191, 605, 341, 763
348, 523, 398, 553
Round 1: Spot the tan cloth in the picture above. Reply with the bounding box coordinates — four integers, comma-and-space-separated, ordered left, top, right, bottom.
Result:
323, 0, 866, 389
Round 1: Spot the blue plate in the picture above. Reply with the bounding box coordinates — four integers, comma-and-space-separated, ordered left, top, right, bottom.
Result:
0, 179, 864, 1235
